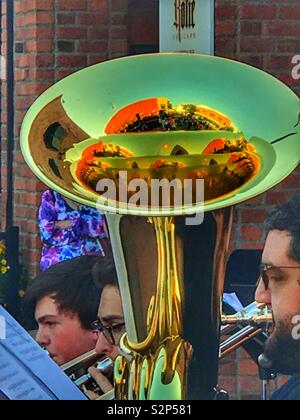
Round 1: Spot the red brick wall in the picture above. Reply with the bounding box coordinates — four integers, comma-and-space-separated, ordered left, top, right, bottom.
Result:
127, 0, 159, 54
3, 0, 296, 279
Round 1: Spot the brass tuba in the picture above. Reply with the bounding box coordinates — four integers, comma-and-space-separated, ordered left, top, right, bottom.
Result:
20, 54, 300, 400
220, 302, 273, 358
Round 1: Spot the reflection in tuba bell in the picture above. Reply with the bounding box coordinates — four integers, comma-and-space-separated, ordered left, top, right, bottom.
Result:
221, 302, 275, 401
20, 54, 300, 399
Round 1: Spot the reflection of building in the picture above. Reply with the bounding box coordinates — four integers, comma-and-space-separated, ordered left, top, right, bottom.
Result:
0, 0, 299, 400
196, 106, 233, 130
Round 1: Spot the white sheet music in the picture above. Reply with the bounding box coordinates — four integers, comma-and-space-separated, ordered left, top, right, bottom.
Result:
0, 306, 87, 400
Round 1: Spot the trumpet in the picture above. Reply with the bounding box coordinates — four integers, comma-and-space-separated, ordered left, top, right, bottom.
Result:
221, 302, 273, 328
220, 302, 273, 358
62, 350, 114, 396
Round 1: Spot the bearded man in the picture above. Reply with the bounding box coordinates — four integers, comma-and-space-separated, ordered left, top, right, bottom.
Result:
255, 195, 300, 400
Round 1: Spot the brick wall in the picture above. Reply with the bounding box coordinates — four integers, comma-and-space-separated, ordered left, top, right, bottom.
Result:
215, 0, 300, 97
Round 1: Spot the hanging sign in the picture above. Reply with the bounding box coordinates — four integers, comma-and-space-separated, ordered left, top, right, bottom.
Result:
160, 0, 214, 54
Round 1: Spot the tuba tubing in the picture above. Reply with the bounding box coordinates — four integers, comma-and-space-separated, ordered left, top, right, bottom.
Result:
62, 350, 100, 376
74, 358, 114, 388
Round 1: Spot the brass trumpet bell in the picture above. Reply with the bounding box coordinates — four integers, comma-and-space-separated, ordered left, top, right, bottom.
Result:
20, 54, 300, 400
220, 302, 273, 359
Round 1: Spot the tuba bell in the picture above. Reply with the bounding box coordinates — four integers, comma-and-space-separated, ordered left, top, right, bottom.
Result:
62, 350, 114, 397
20, 54, 300, 399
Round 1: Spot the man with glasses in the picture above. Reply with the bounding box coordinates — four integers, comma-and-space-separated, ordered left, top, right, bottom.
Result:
87, 257, 125, 399
255, 194, 300, 400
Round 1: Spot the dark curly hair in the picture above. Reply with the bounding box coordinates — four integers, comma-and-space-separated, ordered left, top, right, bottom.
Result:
25, 256, 101, 329
266, 194, 300, 263
92, 256, 118, 292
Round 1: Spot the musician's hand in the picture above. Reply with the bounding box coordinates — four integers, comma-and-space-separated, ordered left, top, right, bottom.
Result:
99, 238, 112, 257
85, 366, 113, 400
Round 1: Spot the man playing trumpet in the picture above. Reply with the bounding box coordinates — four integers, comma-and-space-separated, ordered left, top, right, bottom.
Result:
86, 257, 125, 399
255, 194, 300, 400
25, 256, 101, 366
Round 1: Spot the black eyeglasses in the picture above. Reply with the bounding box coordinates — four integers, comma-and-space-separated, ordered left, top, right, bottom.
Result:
259, 263, 300, 290
91, 318, 125, 345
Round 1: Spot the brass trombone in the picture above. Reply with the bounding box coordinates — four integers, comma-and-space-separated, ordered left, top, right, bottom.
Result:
220, 302, 273, 358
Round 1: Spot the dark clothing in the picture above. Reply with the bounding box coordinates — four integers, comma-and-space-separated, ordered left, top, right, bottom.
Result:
271, 375, 300, 400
